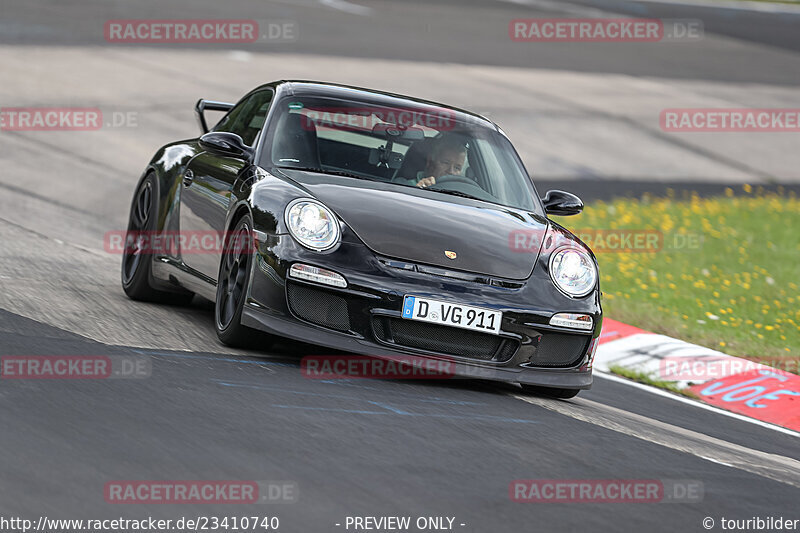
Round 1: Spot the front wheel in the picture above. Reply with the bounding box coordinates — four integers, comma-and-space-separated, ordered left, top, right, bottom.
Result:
520, 384, 580, 399
215, 213, 274, 348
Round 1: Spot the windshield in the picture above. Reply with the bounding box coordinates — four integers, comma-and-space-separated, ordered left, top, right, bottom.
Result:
261, 96, 539, 212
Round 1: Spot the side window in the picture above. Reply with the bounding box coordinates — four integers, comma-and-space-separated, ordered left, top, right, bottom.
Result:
212, 104, 246, 134
213, 90, 273, 146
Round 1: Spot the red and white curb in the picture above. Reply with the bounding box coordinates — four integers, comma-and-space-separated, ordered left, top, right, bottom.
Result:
595, 319, 800, 433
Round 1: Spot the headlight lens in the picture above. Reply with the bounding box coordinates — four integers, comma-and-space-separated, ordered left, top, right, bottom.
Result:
285, 199, 340, 251
549, 248, 597, 297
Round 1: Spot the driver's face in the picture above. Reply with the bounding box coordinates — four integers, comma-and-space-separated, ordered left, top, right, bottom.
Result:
427, 148, 466, 178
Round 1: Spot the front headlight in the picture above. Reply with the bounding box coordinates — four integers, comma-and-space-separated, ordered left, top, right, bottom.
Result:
549, 247, 597, 297
285, 199, 340, 251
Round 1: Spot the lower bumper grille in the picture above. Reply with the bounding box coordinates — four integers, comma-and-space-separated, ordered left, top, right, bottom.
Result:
287, 283, 351, 332
372, 316, 518, 362
529, 333, 590, 367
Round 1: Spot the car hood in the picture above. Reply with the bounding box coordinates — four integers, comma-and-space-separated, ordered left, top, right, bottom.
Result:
279, 170, 546, 280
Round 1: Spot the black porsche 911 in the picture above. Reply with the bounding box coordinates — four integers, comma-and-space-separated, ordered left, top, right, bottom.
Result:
121, 80, 601, 398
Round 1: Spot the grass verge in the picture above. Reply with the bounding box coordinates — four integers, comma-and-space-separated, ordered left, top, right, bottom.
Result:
555, 186, 799, 365
608, 365, 699, 399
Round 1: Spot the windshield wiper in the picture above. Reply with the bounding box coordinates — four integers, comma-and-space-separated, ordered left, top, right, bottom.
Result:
276, 166, 379, 182
426, 189, 485, 202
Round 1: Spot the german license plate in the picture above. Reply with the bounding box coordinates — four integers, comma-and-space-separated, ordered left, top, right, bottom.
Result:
401, 296, 502, 335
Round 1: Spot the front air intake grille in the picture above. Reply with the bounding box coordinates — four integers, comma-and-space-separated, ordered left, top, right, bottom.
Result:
529, 333, 590, 367
286, 283, 351, 332
372, 317, 518, 362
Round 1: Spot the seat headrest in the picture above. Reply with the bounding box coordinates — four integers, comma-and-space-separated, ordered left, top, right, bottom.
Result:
272, 113, 321, 169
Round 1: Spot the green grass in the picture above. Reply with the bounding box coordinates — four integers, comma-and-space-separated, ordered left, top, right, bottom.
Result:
555, 186, 799, 365
608, 365, 699, 399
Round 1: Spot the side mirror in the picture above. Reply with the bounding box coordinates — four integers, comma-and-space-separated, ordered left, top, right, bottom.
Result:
541, 190, 584, 216
199, 132, 254, 160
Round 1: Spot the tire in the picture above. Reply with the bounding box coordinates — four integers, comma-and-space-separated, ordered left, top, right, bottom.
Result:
215, 213, 273, 348
520, 384, 581, 399
121, 173, 193, 304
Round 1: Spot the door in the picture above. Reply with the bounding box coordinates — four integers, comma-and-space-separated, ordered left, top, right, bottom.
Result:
179, 89, 273, 281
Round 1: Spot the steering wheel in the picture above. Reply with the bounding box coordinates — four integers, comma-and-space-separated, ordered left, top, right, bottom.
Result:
429, 174, 476, 187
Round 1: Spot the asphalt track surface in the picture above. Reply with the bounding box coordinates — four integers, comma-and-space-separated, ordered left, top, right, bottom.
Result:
1, 0, 799, 531
2, 0, 800, 85
1, 308, 799, 531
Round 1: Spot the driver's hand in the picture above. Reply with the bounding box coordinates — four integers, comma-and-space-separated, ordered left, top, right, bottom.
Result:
417, 176, 436, 188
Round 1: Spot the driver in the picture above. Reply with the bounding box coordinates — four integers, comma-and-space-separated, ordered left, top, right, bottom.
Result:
404, 135, 468, 188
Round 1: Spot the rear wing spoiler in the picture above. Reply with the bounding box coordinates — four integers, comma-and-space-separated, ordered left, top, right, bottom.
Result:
195, 99, 234, 134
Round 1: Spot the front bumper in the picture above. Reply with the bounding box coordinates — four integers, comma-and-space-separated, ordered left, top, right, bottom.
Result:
244, 235, 601, 390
